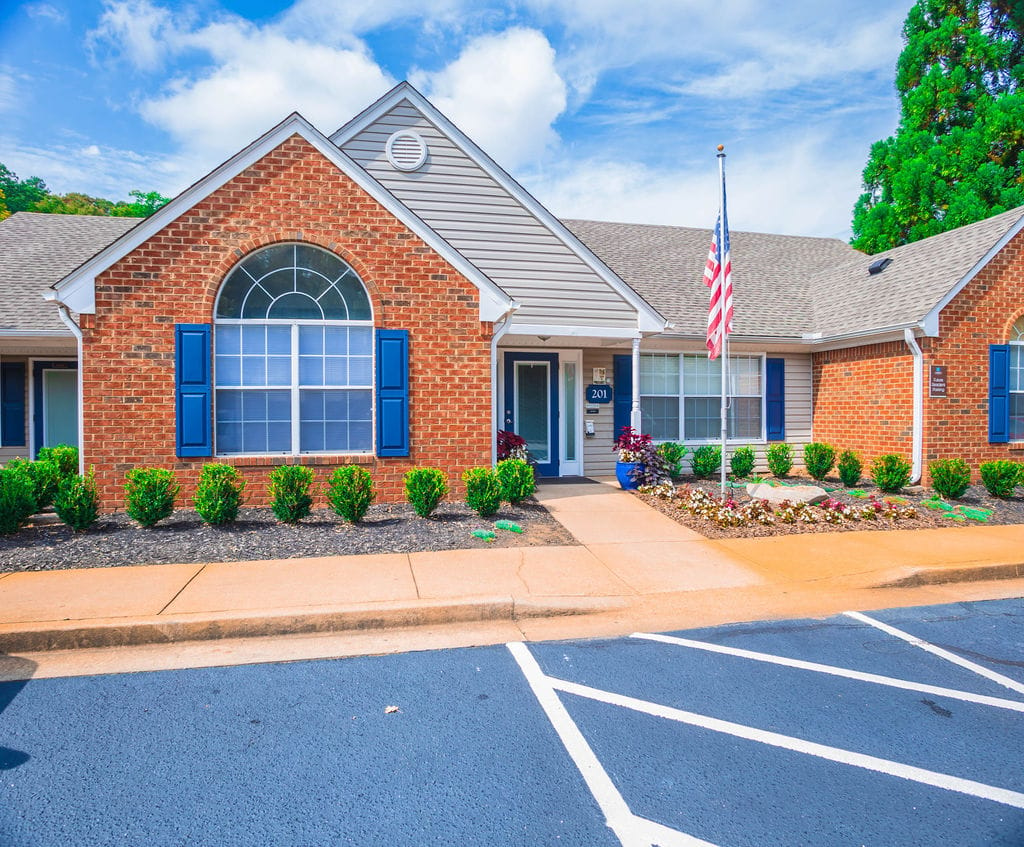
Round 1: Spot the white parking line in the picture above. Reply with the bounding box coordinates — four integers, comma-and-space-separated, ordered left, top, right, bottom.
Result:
507, 642, 718, 847
548, 676, 1024, 810
844, 611, 1024, 696
631, 631, 1024, 713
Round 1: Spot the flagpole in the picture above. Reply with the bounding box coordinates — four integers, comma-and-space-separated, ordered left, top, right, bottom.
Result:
717, 145, 728, 499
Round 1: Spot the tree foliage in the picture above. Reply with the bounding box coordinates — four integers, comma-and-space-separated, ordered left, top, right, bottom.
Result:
851, 0, 1024, 253
0, 163, 169, 219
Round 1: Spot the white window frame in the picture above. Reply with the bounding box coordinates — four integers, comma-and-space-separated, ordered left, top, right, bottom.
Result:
639, 352, 766, 444
1009, 318, 1024, 442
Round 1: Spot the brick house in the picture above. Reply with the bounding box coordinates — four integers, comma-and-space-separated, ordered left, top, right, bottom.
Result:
1, 82, 1022, 506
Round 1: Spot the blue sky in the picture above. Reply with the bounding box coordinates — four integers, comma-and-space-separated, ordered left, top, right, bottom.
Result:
0, 0, 911, 239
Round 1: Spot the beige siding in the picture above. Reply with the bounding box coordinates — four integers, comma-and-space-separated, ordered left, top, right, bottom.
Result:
581, 348, 620, 477
341, 101, 639, 330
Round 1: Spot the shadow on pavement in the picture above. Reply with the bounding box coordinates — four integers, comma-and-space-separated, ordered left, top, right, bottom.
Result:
0, 654, 37, 770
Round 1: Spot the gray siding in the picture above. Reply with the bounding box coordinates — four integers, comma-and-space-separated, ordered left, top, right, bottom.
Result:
340, 101, 639, 330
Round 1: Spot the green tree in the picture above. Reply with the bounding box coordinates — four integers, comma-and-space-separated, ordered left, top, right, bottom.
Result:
0, 162, 169, 219
0, 164, 48, 213
851, 0, 1024, 253
0, 188, 9, 222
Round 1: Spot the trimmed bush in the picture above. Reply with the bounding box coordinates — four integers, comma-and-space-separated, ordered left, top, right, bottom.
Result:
802, 442, 836, 481
327, 466, 375, 523
4, 459, 39, 513
37, 445, 78, 483
729, 446, 756, 479
691, 444, 722, 479
54, 469, 99, 531
495, 458, 535, 504
404, 467, 448, 517
871, 453, 912, 493
268, 465, 314, 524
656, 442, 689, 479
837, 450, 863, 487
462, 467, 502, 517
0, 465, 37, 534
766, 442, 793, 478
929, 458, 971, 500
980, 460, 1021, 498
194, 463, 245, 526
124, 467, 179, 527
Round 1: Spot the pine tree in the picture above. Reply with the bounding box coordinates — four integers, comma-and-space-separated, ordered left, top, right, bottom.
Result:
851, 0, 1024, 253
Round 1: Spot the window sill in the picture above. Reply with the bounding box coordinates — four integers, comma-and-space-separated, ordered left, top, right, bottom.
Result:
215, 453, 375, 466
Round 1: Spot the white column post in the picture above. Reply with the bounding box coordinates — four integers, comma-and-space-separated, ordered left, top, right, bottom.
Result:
630, 336, 642, 432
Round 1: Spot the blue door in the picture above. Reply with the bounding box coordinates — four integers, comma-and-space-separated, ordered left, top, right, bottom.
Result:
503, 353, 558, 477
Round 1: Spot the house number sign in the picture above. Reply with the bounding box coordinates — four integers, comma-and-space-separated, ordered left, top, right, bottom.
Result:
586, 384, 612, 404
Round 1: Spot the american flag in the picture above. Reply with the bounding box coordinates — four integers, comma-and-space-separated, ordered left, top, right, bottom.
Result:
703, 192, 733, 360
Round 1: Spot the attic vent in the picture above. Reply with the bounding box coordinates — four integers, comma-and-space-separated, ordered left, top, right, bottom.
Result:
385, 130, 428, 171
868, 257, 893, 275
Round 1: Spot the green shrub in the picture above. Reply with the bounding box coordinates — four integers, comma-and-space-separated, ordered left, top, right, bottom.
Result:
495, 458, 535, 504
404, 467, 448, 517
124, 467, 179, 527
37, 445, 78, 483
268, 465, 314, 524
4, 459, 39, 512
193, 463, 245, 526
729, 446, 756, 479
837, 450, 863, 487
929, 458, 971, 500
656, 442, 689, 479
0, 465, 37, 534
691, 444, 722, 479
54, 469, 99, 531
871, 453, 912, 493
327, 466, 375, 523
462, 467, 502, 517
979, 460, 1021, 498
802, 442, 836, 481
766, 442, 793, 477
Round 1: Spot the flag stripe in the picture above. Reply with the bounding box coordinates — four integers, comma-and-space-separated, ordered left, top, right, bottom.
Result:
705, 184, 733, 360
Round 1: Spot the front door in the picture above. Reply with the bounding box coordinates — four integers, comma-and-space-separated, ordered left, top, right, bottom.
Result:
503, 353, 558, 477
33, 361, 78, 455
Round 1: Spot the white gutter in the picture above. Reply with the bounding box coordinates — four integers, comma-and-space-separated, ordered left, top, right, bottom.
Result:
54, 303, 85, 476
490, 305, 521, 465
903, 328, 923, 484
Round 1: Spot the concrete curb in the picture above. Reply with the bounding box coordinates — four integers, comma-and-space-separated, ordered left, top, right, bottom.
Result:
0, 595, 628, 654
873, 561, 1024, 589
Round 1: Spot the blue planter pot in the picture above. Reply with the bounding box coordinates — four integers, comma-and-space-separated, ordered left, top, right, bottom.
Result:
616, 461, 642, 490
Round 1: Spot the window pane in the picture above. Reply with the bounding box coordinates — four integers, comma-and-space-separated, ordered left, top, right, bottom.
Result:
300, 389, 372, 453
242, 325, 266, 354
260, 268, 294, 300
684, 355, 722, 396
295, 267, 331, 300
215, 325, 240, 354
266, 325, 291, 355
684, 397, 720, 440
215, 356, 241, 386
324, 357, 348, 385
729, 356, 761, 395
1011, 393, 1024, 440
563, 362, 576, 462
640, 354, 679, 395
348, 357, 372, 386
324, 326, 347, 355
641, 397, 679, 441
729, 397, 762, 439
217, 389, 289, 453
241, 356, 266, 386
1011, 346, 1024, 393
269, 292, 323, 320
240, 286, 272, 319
349, 327, 373, 355
299, 326, 323, 355
299, 356, 323, 385
336, 273, 372, 320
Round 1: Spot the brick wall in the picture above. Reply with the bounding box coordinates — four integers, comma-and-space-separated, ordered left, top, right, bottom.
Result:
812, 228, 1024, 483
81, 134, 492, 509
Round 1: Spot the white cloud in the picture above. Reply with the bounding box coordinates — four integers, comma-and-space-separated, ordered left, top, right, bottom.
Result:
0, 73, 15, 112
86, 0, 182, 71
411, 28, 567, 168
25, 3, 66, 24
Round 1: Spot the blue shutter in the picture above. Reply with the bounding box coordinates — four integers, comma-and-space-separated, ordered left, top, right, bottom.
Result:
613, 354, 632, 442
376, 329, 409, 457
765, 357, 786, 441
1, 361, 26, 447
175, 324, 212, 457
989, 344, 1011, 443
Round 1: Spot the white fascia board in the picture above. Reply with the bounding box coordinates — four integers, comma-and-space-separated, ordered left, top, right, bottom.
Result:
922, 211, 1024, 333
508, 323, 641, 339
332, 83, 668, 335
0, 329, 74, 338
53, 111, 514, 323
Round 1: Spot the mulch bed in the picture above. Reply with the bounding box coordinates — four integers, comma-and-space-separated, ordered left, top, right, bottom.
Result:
0, 500, 576, 573
635, 476, 1024, 540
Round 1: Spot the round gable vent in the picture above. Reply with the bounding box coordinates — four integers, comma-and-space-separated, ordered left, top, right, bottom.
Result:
385, 130, 428, 171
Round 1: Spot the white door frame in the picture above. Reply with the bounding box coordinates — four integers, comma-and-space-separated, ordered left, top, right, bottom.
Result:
28, 356, 77, 458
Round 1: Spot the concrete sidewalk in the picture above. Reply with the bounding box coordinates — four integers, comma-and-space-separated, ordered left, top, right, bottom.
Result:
1, 479, 1023, 669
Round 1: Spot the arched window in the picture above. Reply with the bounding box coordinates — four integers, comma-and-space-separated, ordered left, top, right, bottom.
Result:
1010, 316, 1024, 440
213, 243, 374, 455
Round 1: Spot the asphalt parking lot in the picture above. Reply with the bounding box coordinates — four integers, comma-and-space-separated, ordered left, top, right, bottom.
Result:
1, 598, 1021, 846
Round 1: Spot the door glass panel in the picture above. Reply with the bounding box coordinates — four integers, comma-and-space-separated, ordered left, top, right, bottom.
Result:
563, 362, 576, 462
516, 362, 549, 462
43, 370, 78, 448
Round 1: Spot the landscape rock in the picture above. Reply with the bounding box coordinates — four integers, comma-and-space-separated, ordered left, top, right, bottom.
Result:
745, 482, 829, 506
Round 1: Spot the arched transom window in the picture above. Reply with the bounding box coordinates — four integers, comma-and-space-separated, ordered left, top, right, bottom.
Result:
1010, 316, 1024, 440
214, 243, 374, 455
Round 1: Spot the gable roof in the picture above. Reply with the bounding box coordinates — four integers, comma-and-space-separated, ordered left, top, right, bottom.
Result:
564, 219, 859, 339
50, 111, 515, 322
0, 212, 140, 334
332, 82, 666, 336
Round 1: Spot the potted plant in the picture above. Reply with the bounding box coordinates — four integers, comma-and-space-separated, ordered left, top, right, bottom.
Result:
614, 426, 651, 490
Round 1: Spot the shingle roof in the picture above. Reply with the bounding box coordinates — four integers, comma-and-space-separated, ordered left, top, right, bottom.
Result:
563, 219, 860, 337
0, 212, 141, 333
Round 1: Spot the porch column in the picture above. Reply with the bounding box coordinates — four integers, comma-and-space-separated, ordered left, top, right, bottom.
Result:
630, 336, 641, 432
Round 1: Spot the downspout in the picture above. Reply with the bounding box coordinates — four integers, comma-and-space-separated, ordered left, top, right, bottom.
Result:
903, 328, 923, 484
55, 304, 86, 476
490, 305, 520, 465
